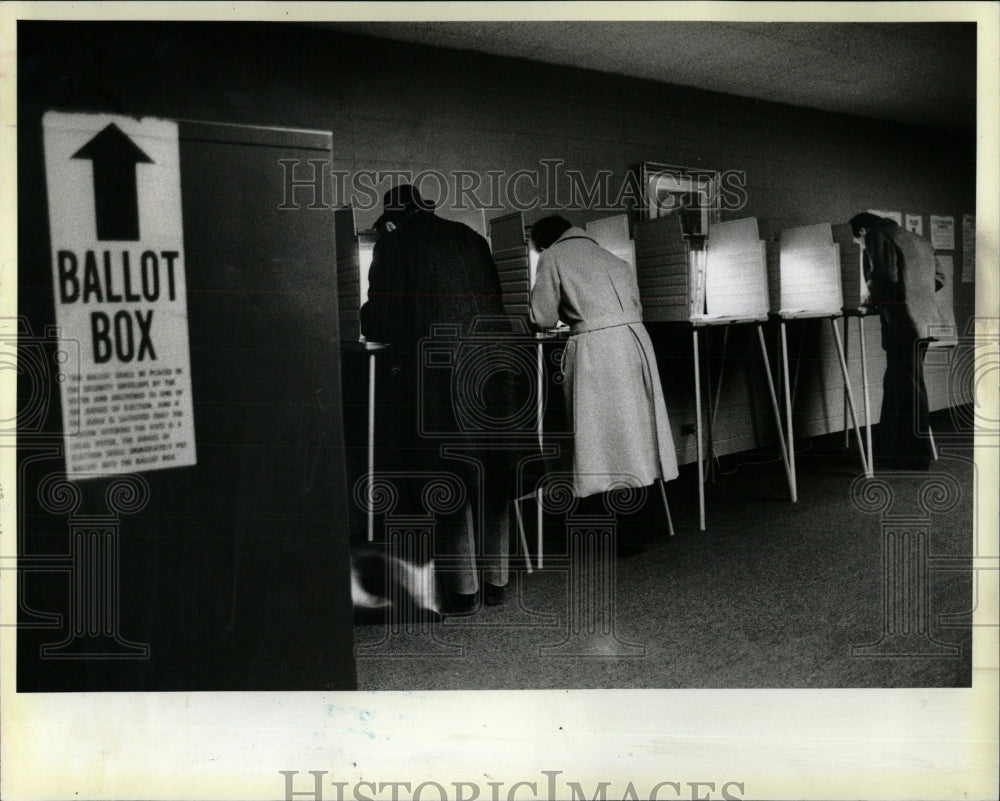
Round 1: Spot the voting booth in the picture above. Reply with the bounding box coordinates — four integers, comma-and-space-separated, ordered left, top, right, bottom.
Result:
703, 218, 771, 319
586, 214, 636, 271
771, 223, 844, 315
832, 223, 866, 309
765, 220, 870, 489
446, 207, 489, 240
335, 205, 377, 344
490, 211, 532, 319
636, 215, 773, 324
634, 214, 697, 322
17, 113, 357, 691
634, 214, 790, 529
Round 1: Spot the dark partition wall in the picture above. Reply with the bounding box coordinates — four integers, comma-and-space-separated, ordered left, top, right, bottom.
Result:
17, 114, 357, 691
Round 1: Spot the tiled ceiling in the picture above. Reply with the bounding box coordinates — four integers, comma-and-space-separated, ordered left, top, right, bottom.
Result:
326, 21, 976, 130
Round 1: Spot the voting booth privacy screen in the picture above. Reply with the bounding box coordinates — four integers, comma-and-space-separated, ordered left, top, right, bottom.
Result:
490, 211, 532, 319
18, 112, 357, 691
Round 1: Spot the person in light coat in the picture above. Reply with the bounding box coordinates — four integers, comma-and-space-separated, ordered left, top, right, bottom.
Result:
529, 215, 678, 500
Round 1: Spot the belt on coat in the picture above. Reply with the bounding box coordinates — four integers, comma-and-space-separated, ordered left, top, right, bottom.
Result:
569, 316, 642, 336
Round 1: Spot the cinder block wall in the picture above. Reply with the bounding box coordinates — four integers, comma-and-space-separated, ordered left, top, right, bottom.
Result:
20, 21, 975, 464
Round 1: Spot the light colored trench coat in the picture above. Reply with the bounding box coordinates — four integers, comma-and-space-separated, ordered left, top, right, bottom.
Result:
530, 227, 678, 497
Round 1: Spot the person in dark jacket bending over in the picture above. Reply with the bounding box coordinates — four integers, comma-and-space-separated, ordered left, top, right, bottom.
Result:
849, 212, 948, 470
361, 185, 520, 614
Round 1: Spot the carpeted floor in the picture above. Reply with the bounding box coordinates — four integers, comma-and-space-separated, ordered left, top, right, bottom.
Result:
354, 432, 975, 690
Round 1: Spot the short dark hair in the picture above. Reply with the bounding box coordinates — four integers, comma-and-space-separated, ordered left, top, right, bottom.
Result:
529, 215, 573, 251
849, 212, 897, 238
375, 183, 434, 231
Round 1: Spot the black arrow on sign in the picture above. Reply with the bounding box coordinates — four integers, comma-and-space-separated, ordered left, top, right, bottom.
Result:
72, 123, 153, 241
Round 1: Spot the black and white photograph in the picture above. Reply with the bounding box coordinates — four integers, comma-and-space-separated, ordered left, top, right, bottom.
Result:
1, 3, 997, 800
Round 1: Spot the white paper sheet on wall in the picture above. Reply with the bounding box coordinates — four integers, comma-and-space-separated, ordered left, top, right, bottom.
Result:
930, 215, 955, 250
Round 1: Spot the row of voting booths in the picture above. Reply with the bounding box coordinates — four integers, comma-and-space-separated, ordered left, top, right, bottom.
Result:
332, 167, 957, 533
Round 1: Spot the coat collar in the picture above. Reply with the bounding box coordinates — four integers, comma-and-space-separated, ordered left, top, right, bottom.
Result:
556, 226, 590, 243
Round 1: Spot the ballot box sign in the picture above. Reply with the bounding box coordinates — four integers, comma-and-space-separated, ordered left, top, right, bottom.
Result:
42, 111, 196, 479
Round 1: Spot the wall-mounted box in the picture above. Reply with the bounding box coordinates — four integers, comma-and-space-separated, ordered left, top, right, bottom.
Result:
639, 162, 721, 239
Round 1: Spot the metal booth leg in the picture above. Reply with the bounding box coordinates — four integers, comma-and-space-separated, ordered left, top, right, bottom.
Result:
780, 320, 798, 502
367, 351, 376, 542
693, 327, 705, 531
858, 316, 874, 476
830, 318, 870, 474
756, 324, 795, 501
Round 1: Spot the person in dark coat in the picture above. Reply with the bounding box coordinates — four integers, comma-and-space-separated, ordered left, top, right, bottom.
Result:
849, 212, 949, 470
361, 185, 525, 612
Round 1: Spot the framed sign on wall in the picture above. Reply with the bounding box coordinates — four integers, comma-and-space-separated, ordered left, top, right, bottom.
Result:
639, 162, 720, 239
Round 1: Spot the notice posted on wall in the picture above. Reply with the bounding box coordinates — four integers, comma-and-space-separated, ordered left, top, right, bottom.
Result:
43, 111, 196, 480
905, 214, 923, 236
930, 214, 955, 251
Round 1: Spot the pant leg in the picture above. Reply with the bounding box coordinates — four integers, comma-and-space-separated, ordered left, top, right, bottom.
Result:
439, 477, 512, 593
437, 500, 478, 595
877, 316, 931, 469
900, 337, 931, 466
477, 478, 510, 588
876, 348, 906, 466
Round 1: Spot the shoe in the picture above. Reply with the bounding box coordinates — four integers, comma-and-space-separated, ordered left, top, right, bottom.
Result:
442, 590, 477, 616
483, 583, 505, 606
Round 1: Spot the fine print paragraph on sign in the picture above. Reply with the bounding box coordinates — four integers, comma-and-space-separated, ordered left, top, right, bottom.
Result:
42, 111, 197, 480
